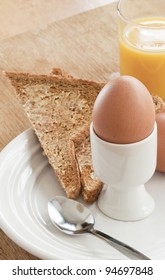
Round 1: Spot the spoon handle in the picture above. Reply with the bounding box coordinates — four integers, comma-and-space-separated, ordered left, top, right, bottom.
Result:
90, 229, 150, 260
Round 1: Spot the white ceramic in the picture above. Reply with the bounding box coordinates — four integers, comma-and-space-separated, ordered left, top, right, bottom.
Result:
90, 123, 157, 221
1, 128, 165, 260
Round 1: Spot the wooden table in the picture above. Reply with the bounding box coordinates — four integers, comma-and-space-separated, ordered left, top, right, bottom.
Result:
0, 0, 118, 260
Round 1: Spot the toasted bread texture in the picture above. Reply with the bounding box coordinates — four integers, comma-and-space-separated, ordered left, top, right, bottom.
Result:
152, 95, 165, 113
5, 69, 104, 202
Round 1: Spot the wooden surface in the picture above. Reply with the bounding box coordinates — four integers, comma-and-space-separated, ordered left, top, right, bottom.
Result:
0, 0, 114, 40
0, 0, 118, 260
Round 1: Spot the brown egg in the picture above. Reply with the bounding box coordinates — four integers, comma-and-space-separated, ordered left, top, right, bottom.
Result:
92, 76, 155, 144
156, 113, 165, 172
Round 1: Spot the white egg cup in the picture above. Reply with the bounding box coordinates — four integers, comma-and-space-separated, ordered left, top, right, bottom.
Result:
90, 123, 157, 221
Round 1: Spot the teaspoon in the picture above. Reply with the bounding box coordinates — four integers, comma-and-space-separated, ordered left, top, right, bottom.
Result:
48, 196, 150, 260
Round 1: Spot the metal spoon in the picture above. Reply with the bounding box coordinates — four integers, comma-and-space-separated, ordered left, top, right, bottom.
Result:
48, 196, 150, 260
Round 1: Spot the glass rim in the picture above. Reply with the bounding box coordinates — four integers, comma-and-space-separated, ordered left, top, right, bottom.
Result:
117, 0, 165, 30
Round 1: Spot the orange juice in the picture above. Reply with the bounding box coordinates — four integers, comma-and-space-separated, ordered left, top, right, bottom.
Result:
120, 18, 165, 99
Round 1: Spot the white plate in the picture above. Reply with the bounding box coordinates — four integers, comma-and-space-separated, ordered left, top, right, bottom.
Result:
0, 129, 165, 260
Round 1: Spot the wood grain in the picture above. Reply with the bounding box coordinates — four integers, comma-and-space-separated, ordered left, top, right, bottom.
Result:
0, 1, 118, 260
0, 0, 114, 40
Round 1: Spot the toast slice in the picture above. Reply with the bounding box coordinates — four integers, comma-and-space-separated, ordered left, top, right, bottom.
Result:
51, 68, 104, 202
152, 95, 165, 113
5, 69, 104, 202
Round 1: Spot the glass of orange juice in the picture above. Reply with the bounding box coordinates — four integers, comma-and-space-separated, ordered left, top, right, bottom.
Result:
117, 0, 165, 100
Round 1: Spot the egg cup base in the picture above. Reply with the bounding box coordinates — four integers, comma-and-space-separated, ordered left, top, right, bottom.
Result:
98, 184, 155, 221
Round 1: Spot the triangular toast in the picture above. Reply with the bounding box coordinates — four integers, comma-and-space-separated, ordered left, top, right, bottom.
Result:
5, 69, 104, 202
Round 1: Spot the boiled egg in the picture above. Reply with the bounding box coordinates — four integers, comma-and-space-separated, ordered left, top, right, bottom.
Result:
92, 76, 155, 144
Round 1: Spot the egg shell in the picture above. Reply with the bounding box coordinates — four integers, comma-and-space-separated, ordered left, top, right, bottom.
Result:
156, 113, 165, 172
92, 76, 155, 144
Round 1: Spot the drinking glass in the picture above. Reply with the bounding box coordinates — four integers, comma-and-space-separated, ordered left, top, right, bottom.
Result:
117, 0, 165, 100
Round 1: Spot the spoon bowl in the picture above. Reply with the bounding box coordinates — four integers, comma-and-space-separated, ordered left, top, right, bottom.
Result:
48, 196, 94, 234
48, 196, 151, 260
